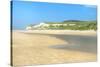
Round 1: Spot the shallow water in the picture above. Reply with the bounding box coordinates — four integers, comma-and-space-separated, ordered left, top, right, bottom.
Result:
25, 32, 97, 54
48, 34, 97, 54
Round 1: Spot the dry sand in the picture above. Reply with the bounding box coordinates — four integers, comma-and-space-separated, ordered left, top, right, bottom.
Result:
12, 30, 97, 66
19, 30, 96, 36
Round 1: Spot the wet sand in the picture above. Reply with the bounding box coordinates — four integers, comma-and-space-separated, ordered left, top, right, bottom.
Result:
12, 30, 97, 66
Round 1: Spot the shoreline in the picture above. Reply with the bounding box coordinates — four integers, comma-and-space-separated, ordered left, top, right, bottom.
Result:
14, 30, 97, 36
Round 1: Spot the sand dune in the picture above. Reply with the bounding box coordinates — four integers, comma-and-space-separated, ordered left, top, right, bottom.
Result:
12, 30, 97, 66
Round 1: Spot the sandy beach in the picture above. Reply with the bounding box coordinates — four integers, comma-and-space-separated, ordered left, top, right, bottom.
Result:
12, 30, 97, 66
17, 30, 96, 36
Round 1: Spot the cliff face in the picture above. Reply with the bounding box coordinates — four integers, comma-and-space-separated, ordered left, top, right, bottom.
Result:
26, 21, 97, 30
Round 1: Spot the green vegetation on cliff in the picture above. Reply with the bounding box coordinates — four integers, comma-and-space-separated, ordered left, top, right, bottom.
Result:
28, 20, 97, 30
46, 20, 97, 30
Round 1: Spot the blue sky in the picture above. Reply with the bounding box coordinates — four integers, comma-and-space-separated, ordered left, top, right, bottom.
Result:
12, 1, 97, 29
